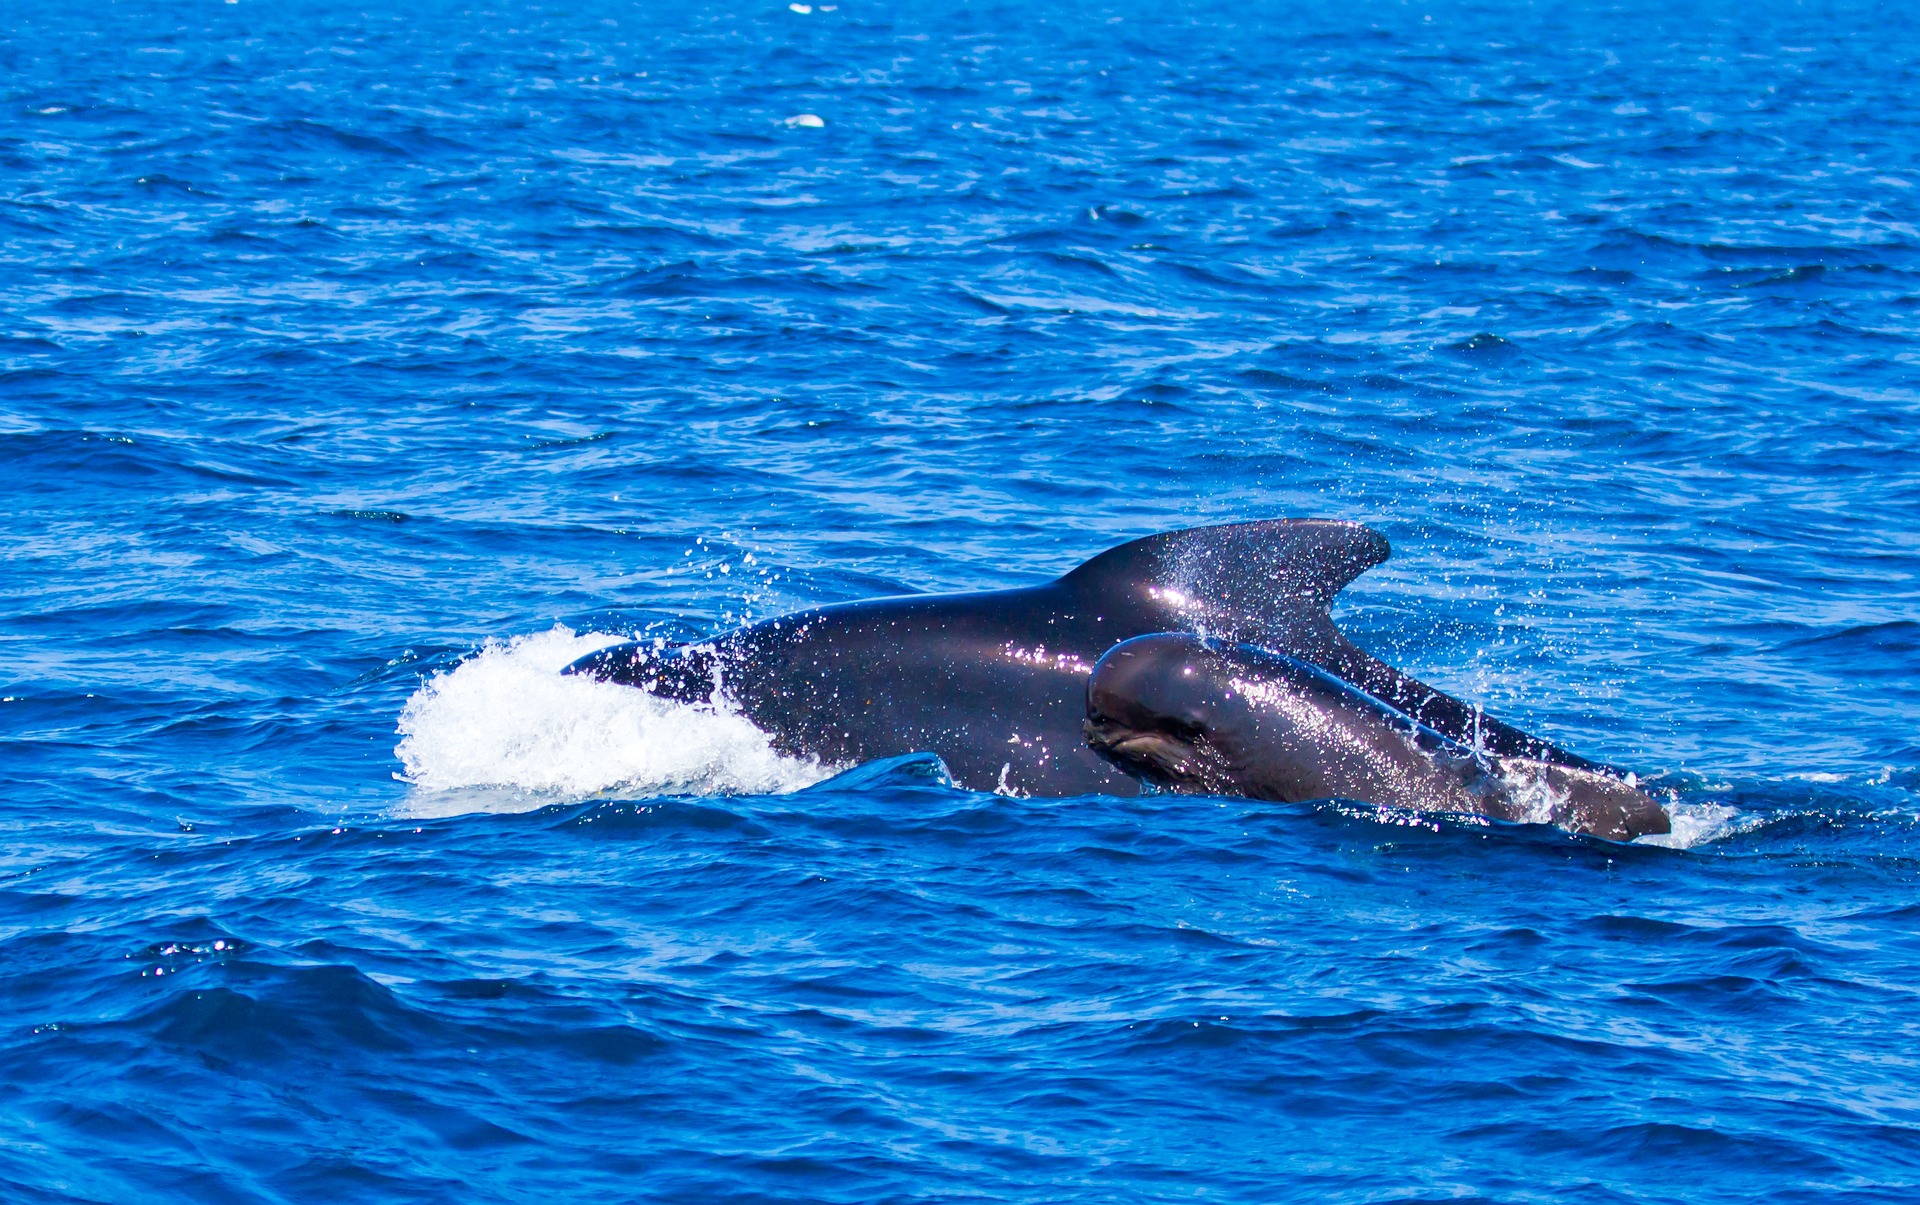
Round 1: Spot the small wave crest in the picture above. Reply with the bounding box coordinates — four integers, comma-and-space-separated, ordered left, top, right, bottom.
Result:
393, 626, 829, 813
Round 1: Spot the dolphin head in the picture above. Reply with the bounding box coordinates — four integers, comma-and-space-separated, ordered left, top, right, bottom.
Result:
1087, 633, 1673, 842
1084, 634, 1247, 793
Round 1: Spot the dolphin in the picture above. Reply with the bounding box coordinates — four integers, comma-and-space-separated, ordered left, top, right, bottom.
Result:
1084, 634, 1669, 840
565, 519, 1613, 798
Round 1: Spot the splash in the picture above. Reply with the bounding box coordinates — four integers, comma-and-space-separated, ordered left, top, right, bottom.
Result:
393, 626, 830, 813
1634, 798, 1753, 849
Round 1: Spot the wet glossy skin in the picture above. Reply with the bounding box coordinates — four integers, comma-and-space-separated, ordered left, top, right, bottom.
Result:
577, 585, 1138, 794
566, 519, 1600, 796
1085, 634, 1670, 841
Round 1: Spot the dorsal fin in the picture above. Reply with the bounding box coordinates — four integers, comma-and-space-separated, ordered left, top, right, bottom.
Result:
1059, 519, 1594, 769
1058, 519, 1389, 644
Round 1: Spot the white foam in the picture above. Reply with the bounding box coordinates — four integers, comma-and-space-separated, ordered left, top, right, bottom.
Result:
1634, 798, 1753, 849
393, 625, 830, 815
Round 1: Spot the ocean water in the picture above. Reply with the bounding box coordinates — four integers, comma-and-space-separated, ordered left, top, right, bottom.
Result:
5, 0, 1920, 1199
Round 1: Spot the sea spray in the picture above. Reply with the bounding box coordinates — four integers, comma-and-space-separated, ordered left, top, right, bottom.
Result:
394, 626, 829, 809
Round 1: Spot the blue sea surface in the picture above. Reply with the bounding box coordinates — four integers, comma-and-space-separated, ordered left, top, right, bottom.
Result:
5, 0, 1920, 1199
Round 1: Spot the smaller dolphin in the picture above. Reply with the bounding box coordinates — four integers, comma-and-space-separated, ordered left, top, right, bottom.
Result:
1084, 634, 1670, 841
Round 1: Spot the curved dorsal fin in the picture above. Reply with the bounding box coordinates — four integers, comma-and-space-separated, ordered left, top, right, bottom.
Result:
1058, 518, 1389, 644
1060, 518, 1594, 769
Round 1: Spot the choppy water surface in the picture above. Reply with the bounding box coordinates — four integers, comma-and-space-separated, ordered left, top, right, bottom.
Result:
5, 0, 1920, 1199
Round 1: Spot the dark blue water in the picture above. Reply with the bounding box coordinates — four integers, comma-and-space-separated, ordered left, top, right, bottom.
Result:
6, 0, 1920, 1199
